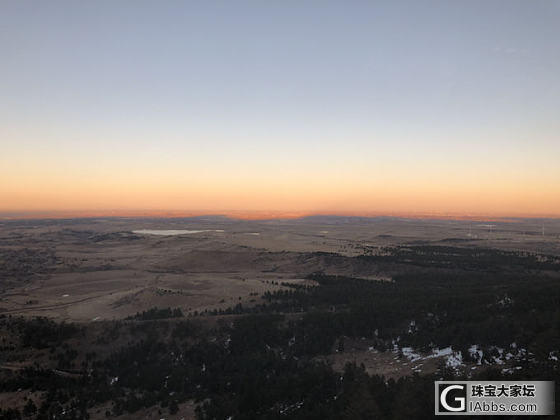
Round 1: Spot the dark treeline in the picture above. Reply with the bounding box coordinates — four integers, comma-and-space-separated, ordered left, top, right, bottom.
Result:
126, 307, 184, 320
1, 313, 557, 420
207, 265, 559, 360
357, 245, 560, 271
3, 317, 81, 350
257, 271, 560, 358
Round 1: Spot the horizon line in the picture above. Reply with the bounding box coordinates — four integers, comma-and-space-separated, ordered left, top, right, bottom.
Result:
1, 209, 559, 222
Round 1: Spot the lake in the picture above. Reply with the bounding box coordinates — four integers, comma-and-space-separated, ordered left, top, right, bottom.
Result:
132, 229, 224, 236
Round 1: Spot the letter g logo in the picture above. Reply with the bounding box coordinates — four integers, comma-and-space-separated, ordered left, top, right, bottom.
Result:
440, 384, 466, 412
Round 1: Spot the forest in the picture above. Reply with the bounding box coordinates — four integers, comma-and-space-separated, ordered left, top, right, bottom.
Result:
0, 246, 558, 419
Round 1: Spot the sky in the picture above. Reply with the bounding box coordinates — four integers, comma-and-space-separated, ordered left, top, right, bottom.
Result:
1, 1, 559, 218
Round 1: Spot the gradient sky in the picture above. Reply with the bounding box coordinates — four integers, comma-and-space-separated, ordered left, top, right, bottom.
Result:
1, 1, 559, 217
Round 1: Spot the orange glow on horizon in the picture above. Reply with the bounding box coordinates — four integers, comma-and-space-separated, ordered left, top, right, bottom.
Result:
2, 177, 560, 220
2, 133, 559, 220
1, 209, 559, 221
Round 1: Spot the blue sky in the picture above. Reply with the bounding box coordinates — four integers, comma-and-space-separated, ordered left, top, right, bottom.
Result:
1, 1, 559, 215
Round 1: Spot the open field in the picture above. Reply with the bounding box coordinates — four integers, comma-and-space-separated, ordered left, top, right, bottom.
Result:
1, 216, 559, 419
1, 216, 559, 322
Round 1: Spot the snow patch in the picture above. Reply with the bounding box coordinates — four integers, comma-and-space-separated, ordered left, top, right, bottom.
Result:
445, 351, 463, 369
401, 347, 423, 362
469, 345, 484, 365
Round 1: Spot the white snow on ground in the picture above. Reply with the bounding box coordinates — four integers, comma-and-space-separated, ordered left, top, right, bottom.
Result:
397, 346, 463, 369
279, 401, 304, 415
446, 352, 463, 369
394, 342, 541, 372
502, 366, 523, 375
392, 341, 536, 373
492, 347, 505, 364
432, 346, 453, 357
401, 347, 423, 362
469, 345, 483, 365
